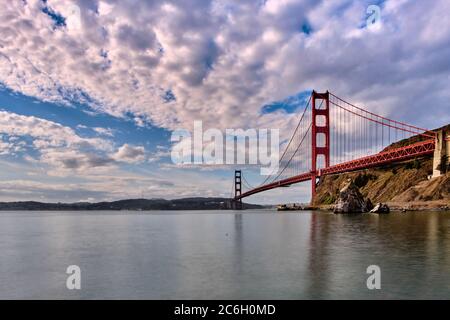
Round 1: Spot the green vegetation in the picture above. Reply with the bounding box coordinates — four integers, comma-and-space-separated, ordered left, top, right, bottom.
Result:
322, 194, 336, 205
405, 158, 421, 170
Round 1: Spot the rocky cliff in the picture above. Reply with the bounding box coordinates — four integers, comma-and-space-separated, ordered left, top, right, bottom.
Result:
313, 125, 450, 208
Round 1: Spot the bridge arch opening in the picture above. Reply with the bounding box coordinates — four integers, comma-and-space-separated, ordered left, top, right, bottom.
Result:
316, 154, 326, 170
317, 133, 326, 148
315, 115, 326, 127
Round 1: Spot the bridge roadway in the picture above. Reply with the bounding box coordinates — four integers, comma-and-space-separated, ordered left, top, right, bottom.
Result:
235, 139, 435, 201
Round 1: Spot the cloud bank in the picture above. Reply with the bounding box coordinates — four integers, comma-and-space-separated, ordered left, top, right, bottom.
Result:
0, 0, 447, 133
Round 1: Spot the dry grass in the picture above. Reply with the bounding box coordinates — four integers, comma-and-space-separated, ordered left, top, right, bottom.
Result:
313, 157, 441, 205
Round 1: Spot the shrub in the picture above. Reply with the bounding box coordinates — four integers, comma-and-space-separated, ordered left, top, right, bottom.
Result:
323, 194, 336, 205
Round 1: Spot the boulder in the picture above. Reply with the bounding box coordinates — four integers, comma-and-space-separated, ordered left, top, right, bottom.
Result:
333, 180, 373, 213
365, 198, 373, 212
370, 203, 390, 214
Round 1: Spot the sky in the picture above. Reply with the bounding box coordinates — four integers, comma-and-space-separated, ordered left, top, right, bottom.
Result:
0, 0, 449, 204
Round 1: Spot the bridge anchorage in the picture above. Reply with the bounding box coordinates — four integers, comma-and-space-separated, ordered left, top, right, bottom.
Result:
232, 90, 446, 208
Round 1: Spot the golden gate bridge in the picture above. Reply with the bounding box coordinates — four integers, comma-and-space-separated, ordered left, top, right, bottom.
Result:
231, 91, 446, 208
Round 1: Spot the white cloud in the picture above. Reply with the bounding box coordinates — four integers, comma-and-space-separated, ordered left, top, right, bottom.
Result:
0, 140, 13, 155
0, 110, 147, 174
1, 0, 447, 136
0, 159, 234, 202
93, 127, 114, 137
113, 143, 146, 163
0, 110, 110, 148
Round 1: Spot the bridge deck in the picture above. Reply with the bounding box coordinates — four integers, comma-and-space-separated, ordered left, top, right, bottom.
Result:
235, 139, 435, 201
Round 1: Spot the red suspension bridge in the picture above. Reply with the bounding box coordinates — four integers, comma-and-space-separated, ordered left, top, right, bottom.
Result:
232, 91, 442, 208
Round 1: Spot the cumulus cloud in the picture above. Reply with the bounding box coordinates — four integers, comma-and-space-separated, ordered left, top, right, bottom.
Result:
113, 143, 146, 163
93, 127, 114, 137
0, 110, 146, 173
1, 0, 448, 137
0, 110, 111, 170
0, 110, 110, 149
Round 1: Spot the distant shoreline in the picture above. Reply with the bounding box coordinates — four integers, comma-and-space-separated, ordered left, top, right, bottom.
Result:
1, 198, 446, 212
0, 197, 270, 211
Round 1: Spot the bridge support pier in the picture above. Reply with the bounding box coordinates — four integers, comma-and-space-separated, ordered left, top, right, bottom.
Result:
432, 129, 450, 178
311, 91, 330, 202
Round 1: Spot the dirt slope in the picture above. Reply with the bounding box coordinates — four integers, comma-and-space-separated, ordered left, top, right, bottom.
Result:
313, 159, 449, 207
393, 173, 450, 202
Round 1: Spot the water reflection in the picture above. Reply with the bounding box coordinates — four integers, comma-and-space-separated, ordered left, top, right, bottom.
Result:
232, 213, 243, 273
0, 210, 449, 299
307, 212, 332, 299
304, 212, 450, 299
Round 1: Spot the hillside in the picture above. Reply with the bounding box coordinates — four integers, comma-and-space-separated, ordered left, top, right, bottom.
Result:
313, 126, 450, 209
0, 197, 265, 211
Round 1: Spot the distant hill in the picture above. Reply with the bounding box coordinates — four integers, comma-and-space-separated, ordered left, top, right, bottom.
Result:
0, 198, 266, 211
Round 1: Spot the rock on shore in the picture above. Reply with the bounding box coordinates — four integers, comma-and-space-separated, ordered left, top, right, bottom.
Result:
370, 203, 390, 213
333, 180, 373, 213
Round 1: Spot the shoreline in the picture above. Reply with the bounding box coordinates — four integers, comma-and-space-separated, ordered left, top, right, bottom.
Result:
0, 200, 448, 212
311, 200, 449, 212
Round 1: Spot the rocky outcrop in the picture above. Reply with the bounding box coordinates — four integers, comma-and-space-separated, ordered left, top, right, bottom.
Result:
313, 124, 450, 207
333, 180, 373, 213
369, 203, 390, 214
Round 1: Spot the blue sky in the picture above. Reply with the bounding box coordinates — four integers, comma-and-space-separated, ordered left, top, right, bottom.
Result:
0, 87, 171, 153
0, 0, 449, 203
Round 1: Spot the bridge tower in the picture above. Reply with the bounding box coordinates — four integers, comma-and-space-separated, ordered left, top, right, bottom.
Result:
311, 91, 330, 201
234, 170, 243, 210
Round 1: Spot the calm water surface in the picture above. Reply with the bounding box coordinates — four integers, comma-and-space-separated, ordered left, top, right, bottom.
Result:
0, 210, 449, 299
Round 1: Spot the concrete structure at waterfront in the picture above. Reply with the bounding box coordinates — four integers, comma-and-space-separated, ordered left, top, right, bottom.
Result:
432, 129, 450, 178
